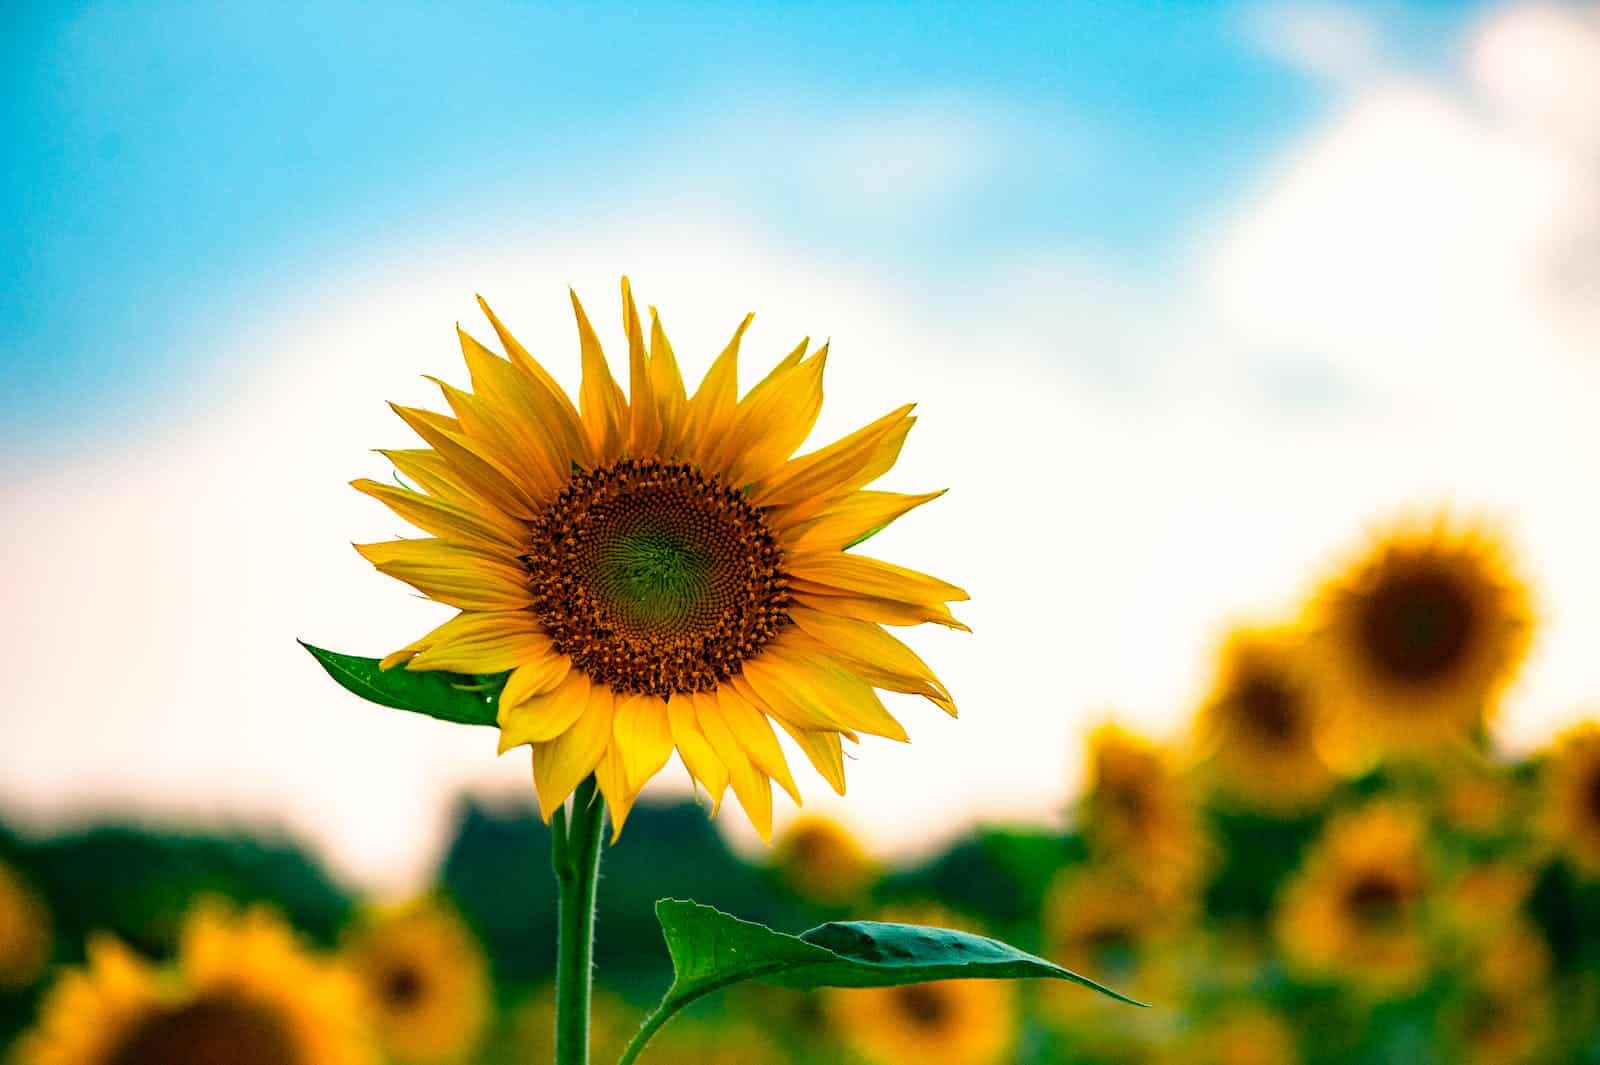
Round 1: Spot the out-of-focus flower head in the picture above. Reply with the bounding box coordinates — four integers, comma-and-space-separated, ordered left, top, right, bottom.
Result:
772, 813, 876, 905
0, 859, 51, 992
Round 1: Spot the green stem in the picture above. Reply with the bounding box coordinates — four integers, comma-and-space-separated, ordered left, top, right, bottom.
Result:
553, 776, 606, 1065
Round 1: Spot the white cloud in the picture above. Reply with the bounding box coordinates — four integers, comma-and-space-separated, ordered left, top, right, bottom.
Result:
1241, 2, 1386, 85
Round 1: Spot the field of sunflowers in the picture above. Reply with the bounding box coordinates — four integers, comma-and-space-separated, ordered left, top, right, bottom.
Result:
4, 515, 1599, 1064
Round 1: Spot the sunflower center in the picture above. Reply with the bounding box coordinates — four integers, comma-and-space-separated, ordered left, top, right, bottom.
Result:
1585, 768, 1600, 827
893, 984, 951, 1029
1358, 570, 1475, 684
381, 962, 426, 1009
1235, 673, 1301, 745
523, 457, 789, 697
108, 994, 302, 1065
1343, 873, 1407, 925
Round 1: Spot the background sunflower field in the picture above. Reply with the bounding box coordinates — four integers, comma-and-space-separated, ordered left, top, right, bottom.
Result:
7, 0, 1600, 1061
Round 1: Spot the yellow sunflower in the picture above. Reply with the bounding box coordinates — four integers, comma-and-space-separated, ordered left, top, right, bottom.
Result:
1443, 983, 1552, 1065
1274, 801, 1432, 992
1539, 720, 1600, 875
1193, 624, 1336, 812
1081, 724, 1207, 905
356, 281, 962, 840
1306, 517, 1532, 761
1169, 1005, 1301, 1065
341, 896, 490, 1065
772, 813, 876, 905
1038, 865, 1177, 1027
0, 859, 52, 991
15, 901, 375, 1065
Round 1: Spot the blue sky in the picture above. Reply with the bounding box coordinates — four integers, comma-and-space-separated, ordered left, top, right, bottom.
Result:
1, 1, 1481, 456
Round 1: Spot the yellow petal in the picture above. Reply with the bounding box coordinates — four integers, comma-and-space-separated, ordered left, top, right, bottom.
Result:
667, 694, 728, 813
498, 669, 590, 752
352, 478, 522, 551
693, 690, 773, 840
425, 374, 562, 502
772, 719, 849, 795
531, 683, 615, 819
355, 539, 532, 612
789, 553, 969, 605
788, 607, 956, 715
390, 611, 549, 674
791, 590, 971, 631
720, 346, 829, 486
613, 693, 675, 795
679, 313, 752, 468
782, 490, 947, 555
473, 298, 592, 465
389, 402, 540, 520
648, 308, 688, 453
594, 741, 636, 841
622, 277, 663, 455
455, 328, 575, 486
750, 404, 915, 509
713, 685, 801, 803
748, 640, 909, 742
571, 288, 627, 460
499, 646, 572, 709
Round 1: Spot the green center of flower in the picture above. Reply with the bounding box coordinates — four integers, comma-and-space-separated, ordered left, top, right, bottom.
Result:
1358, 568, 1475, 685
109, 994, 302, 1065
523, 457, 790, 697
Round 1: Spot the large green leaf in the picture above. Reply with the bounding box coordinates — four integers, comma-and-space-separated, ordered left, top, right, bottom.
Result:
619, 899, 1142, 1064
298, 641, 504, 727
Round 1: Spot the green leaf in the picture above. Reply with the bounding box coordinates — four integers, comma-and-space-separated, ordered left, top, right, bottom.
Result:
298, 641, 505, 727
620, 899, 1142, 1064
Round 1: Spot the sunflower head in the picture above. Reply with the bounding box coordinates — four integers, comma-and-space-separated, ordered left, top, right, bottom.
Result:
1307, 517, 1533, 761
772, 813, 876, 905
356, 281, 964, 840
1194, 624, 1336, 812
1275, 801, 1432, 992
827, 980, 1015, 1065
1175, 1005, 1302, 1065
341, 896, 490, 1065
1442, 983, 1552, 1065
1081, 725, 1207, 905
0, 859, 51, 991
15, 900, 375, 1065
1541, 721, 1600, 875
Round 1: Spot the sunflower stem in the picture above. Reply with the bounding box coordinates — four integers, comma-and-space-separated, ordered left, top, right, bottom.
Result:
552, 775, 605, 1065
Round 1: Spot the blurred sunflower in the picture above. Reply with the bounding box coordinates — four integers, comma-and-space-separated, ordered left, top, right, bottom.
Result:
1306, 518, 1532, 762
827, 903, 1016, 1065
1169, 1005, 1301, 1065
773, 813, 876, 905
1081, 725, 1207, 904
341, 896, 490, 1065
1039, 865, 1176, 1024
0, 859, 51, 991
15, 901, 374, 1065
1442, 984, 1552, 1065
1275, 801, 1432, 992
633, 1019, 785, 1065
1436, 757, 1523, 837
1539, 721, 1600, 875
1194, 625, 1335, 812
357, 281, 962, 839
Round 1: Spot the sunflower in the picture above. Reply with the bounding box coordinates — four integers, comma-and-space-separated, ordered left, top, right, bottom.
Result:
826, 904, 1016, 1065
356, 281, 962, 840
15, 901, 374, 1065
1038, 865, 1176, 1027
1080, 725, 1207, 905
1442, 983, 1552, 1065
1539, 720, 1600, 875
1306, 517, 1532, 761
1193, 624, 1335, 812
341, 896, 490, 1065
773, 813, 876, 905
1170, 1005, 1301, 1065
0, 859, 51, 991
1274, 801, 1432, 992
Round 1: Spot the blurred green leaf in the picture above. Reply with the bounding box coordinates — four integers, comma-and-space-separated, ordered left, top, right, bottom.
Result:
299, 640, 503, 726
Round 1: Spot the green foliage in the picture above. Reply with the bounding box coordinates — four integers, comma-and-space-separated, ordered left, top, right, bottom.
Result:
299, 640, 504, 727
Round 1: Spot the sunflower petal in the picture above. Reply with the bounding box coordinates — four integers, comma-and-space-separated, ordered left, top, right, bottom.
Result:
353, 478, 522, 551
456, 327, 576, 484
721, 346, 829, 486
571, 288, 628, 460
386, 610, 549, 674
594, 741, 637, 840
473, 298, 591, 464
498, 669, 589, 751
755, 638, 910, 742
613, 693, 675, 795
622, 277, 664, 455
772, 719, 849, 795
647, 307, 688, 452
667, 694, 728, 813
693, 691, 774, 840
680, 313, 752, 468
788, 607, 956, 715
713, 685, 801, 803
355, 540, 532, 612
499, 646, 572, 710
530, 682, 615, 819
389, 402, 540, 520
788, 553, 969, 605
425, 376, 561, 502
782, 490, 947, 555
751, 404, 915, 509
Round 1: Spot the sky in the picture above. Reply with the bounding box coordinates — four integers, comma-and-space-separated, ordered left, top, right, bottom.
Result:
4, 0, 1599, 889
